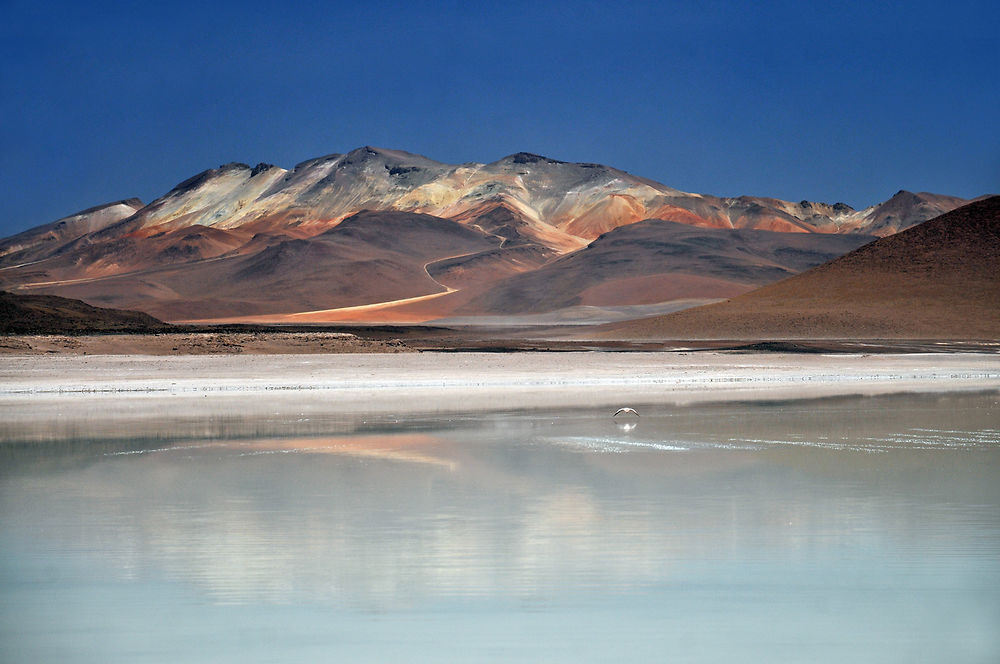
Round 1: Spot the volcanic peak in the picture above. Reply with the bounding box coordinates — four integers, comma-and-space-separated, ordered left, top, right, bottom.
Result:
291, 153, 342, 172
251, 162, 276, 177
169, 165, 236, 194
67, 198, 145, 217
339, 145, 448, 169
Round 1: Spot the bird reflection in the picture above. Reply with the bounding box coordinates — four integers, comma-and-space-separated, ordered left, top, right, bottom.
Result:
617, 422, 637, 432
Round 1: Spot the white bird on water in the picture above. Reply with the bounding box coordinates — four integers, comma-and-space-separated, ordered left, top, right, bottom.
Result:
613, 407, 639, 418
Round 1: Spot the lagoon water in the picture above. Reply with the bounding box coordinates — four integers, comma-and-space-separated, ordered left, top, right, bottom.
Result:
2, 390, 999, 662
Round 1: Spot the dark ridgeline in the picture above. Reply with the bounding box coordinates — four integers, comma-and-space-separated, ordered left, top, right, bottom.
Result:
0, 291, 169, 334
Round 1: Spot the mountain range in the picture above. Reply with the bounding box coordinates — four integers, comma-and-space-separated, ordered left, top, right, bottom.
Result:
0, 146, 979, 323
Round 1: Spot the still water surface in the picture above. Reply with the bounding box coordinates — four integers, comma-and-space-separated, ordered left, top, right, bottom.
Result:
2, 391, 999, 662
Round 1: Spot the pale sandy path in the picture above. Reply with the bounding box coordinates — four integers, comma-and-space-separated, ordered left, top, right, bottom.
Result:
178, 249, 480, 324
282, 251, 467, 319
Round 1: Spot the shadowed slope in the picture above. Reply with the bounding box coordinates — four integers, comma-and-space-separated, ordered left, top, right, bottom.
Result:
0, 290, 168, 334
598, 197, 1000, 340
463, 220, 875, 314
12, 211, 503, 321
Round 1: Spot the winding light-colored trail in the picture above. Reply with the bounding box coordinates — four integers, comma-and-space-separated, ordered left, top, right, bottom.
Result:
286, 250, 471, 318
0, 259, 44, 271
179, 248, 486, 324
286, 288, 456, 319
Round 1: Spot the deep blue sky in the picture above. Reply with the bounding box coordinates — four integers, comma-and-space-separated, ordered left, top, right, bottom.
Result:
1, 0, 997, 236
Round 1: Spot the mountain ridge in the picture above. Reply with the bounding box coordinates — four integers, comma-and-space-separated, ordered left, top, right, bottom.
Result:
4, 146, 975, 259
0, 147, 986, 324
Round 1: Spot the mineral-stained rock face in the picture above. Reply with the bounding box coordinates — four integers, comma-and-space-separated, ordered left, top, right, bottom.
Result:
0, 146, 981, 322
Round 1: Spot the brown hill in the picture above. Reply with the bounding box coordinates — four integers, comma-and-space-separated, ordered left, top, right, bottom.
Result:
597, 197, 1000, 340
0, 290, 168, 334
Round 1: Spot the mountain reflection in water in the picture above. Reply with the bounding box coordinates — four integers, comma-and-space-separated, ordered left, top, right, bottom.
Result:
1, 391, 998, 662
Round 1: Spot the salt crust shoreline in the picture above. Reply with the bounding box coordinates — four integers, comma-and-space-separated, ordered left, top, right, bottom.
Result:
2, 352, 998, 414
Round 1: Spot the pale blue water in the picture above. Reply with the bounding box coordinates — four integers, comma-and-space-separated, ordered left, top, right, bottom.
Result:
2, 391, 999, 662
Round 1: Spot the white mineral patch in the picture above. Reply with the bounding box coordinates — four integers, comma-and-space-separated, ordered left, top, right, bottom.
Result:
1, 352, 998, 428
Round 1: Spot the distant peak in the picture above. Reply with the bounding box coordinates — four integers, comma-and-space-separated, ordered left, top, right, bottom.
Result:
349, 146, 382, 157
343, 145, 407, 160
292, 153, 341, 171
500, 152, 566, 165
251, 162, 276, 177
65, 198, 145, 218
878, 190, 924, 207
340, 146, 390, 164
338, 146, 448, 170
169, 163, 247, 194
